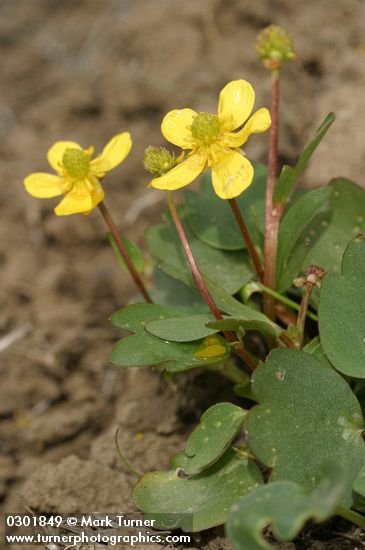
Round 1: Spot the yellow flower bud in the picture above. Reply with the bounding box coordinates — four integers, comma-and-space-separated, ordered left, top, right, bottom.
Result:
255, 25, 296, 71
143, 146, 183, 177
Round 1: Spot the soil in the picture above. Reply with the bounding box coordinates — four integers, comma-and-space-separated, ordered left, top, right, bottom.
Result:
1, 1, 365, 549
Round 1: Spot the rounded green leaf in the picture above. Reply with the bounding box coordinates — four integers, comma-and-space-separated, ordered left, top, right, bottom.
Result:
160, 263, 283, 338
319, 235, 365, 378
111, 304, 230, 371
146, 313, 218, 342
226, 462, 345, 550
146, 209, 253, 295
171, 403, 247, 475
246, 349, 365, 508
185, 164, 267, 251
353, 464, 365, 497
133, 448, 263, 532
303, 179, 365, 273
150, 269, 208, 312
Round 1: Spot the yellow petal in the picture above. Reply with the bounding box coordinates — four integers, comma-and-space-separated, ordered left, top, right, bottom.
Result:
47, 141, 82, 173
211, 150, 254, 199
223, 108, 271, 148
81, 180, 106, 216
149, 152, 205, 191
218, 80, 255, 131
90, 132, 132, 176
54, 179, 104, 216
161, 109, 197, 149
24, 172, 68, 198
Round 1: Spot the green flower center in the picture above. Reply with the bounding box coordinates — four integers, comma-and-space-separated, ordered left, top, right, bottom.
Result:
143, 146, 178, 177
62, 148, 90, 178
190, 112, 221, 143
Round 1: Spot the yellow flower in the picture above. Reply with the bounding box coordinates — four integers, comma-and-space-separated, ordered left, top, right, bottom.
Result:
149, 80, 271, 199
24, 133, 132, 216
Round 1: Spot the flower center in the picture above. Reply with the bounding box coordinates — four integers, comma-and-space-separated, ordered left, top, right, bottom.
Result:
190, 112, 221, 143
62, 148, 90, 178
143, 146, 179, 176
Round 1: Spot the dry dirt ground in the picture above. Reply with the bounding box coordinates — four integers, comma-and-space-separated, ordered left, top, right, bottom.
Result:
1, 1, 365, 549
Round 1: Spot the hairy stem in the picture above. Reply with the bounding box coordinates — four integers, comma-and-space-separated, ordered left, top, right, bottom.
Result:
228, 198, 264, 281
98, 201, 152, 303
167, 191, 257, 370
263, 73, 281, 320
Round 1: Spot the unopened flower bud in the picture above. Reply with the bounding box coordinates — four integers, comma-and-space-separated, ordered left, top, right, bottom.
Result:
256, 25, 296, 71
143, 146, 183, 177
306, 265, 326, 287
293, 277, 305, 288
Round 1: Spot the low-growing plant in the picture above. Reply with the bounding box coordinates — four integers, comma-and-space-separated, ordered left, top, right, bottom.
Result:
24, 25, 365, 549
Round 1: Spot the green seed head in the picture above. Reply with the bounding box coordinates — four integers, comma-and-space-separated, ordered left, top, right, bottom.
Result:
62, 148, 90, 178
143, 146, 179, 176
190, 112, 221, 143
256, 25, 296, 71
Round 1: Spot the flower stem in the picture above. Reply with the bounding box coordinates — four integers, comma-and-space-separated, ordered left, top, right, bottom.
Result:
228, 198, 264, 281
114, 428, 141, 479
296, 283, 314, 347
255, 282, 318, 322
263, 72, 281, 320
208, 362, 250, 385
166, 191, 222, 319
98, 201, 152, 303
166, 191, 257, 370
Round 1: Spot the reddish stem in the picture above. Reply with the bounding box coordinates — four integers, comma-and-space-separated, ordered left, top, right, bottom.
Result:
228, 198, 264, 281
263, 73, 281, 320
167, 191, 223, 319
167, 191, 257, 370
98, 201, 152, 303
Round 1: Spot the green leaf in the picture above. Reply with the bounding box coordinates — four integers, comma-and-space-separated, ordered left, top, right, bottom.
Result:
319, 235, 365, 378
146, 209, 253, 295
353, 465, 365, 497
107, 233, 144, 274
303, 336, 332, 367
150, 269, 208, 312
185, 163, 267, 251
246, 349, 365, 507
146, 313, 218, 342
226, 462, 346, 550
111, 304, 230, 372
132, 448, 263, 532
276, 186, 332, 292
302, 178, 365, 274
160, 263, 283, 338
206, 318, 278, 338
277, 241, 308, 293
234, 382, 255, 401
171, 403, 247, 475
274, 113, 335, 205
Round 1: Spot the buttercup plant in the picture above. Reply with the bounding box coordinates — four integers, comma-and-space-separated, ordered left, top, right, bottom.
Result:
24, 24, 365, 549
